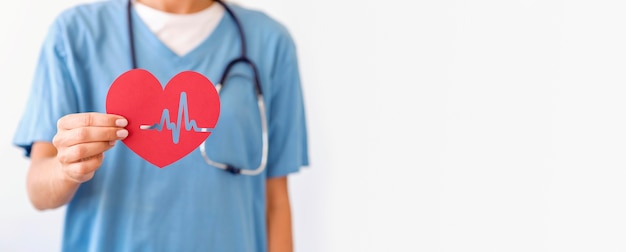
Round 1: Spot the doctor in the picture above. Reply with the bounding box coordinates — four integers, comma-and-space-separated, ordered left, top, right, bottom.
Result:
13, 0, 309, 251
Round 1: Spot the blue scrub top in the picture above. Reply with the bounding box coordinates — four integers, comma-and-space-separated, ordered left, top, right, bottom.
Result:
13, 0, 309, 251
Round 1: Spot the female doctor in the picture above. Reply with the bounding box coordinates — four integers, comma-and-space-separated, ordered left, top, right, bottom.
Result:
13, 0, 308, 251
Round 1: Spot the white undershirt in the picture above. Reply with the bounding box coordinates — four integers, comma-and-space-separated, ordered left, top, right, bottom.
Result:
133, 1, 225, 56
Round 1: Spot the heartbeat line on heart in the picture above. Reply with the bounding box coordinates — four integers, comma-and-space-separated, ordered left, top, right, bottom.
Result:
140, 91, 213, 144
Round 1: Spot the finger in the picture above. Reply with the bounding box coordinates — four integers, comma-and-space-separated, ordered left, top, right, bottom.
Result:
57, 142, 115, 164
53, 126, 128, 147
58, 113, 127, 130
63, 153, 104, 183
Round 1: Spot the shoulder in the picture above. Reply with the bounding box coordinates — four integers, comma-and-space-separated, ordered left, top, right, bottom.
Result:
44, 0, 125, 55
227, 4, 296, 46
53, 0, 124, 28
51, 0, 126, 37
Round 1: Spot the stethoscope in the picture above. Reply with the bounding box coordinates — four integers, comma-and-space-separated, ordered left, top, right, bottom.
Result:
126, 0, 268, 175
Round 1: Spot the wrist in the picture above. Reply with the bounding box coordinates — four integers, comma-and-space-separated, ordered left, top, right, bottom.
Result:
54, 158, 82, 187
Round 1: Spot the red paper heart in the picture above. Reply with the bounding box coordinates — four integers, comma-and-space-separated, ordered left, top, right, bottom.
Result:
106, 69, 220, 168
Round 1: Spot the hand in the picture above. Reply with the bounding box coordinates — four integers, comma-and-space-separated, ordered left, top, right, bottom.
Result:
52, 113, 128, 183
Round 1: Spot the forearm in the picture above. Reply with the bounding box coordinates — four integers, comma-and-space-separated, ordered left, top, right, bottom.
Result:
266, 176, 294, 252
267, 203, 293, 252
27, 156, 80, 210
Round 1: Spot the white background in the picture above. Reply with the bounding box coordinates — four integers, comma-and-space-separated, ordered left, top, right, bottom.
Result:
2, 0, 626, 251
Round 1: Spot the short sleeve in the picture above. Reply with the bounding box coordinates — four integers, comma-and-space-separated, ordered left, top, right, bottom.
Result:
13, 19, 79, 157
265, 30, 309, 178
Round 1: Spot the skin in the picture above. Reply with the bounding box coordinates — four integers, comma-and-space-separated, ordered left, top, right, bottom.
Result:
27, 1, 294, 251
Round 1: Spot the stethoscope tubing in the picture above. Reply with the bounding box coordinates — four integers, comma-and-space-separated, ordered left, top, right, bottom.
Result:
126, 0, 268, 175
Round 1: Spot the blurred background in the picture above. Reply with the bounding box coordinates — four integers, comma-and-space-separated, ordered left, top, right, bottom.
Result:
3, 0, 626, 251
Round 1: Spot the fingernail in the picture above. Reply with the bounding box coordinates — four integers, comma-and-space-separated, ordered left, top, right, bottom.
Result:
109, 141, 116, 146
117, 129, 128, 138
115, 119, 128, 127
